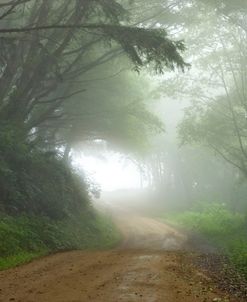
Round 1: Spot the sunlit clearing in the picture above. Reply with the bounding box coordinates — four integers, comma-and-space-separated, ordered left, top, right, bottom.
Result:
73, 152, 141, 191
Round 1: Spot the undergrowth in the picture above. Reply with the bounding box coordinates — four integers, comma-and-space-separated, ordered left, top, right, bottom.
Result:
0, 126, 121, 270
163, 203, 247, 278
0, 212, 121, 270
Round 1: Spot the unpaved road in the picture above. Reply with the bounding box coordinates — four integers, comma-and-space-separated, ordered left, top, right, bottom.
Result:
0, 212, 244, 302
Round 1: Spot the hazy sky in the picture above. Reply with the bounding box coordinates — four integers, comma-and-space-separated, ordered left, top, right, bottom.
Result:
74, 152, 141, 191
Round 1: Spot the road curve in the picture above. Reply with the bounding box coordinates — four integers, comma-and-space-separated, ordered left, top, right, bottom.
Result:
0, 212, 244, 302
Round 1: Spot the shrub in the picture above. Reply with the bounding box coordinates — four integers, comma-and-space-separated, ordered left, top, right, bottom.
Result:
0, 213, 121, 270
0, 126, 121, 271
0, 125, 89, 218
165, 203, 247, 278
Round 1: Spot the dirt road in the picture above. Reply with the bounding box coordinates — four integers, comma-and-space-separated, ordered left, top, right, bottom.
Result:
0, 211, 244, 302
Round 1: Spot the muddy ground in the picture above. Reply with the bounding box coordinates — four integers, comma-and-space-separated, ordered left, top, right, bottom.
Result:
0, 197, 245, 302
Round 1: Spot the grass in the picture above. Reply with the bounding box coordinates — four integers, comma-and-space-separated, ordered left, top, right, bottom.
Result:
0, 211, 121, 271
0, 251, 48, 270
162, 203, 247, 278
0, 129, 122, 271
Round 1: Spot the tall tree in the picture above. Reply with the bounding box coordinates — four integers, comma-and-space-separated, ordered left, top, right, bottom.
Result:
0, 0, 188, 148
178, 21, 247, 177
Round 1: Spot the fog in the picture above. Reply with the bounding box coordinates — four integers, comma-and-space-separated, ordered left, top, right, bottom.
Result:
73, 152, 142, 191
1, 0, 247, 296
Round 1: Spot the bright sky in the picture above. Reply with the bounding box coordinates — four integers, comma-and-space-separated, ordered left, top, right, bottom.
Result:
73, 152, 141, 191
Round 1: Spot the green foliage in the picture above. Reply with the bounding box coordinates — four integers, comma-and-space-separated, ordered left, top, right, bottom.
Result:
0, 126, 120, 270
0, 251, 47, 271
101, 25, 188, 73
0, 212, 121, 270
58, 63, 164, 156
167, 203, 243, 239
179, 91, 247, 176
228, 240, 247, 277
0, 126, 89, 218
0, 0, 187, 143
165, 203, 247, 277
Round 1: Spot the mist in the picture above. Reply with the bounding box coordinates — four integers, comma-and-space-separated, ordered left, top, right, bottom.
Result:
0, 1, 247, 301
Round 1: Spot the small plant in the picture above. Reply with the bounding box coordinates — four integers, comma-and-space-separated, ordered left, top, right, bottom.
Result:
0, 213, 120, 270
164, 203, 247, 278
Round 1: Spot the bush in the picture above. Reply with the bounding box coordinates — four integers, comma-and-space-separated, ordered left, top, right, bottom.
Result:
164, 203, 247, 278
0, 212, 121, 270
0, 125, 89, 218
0, 126, 121, 271
169, 203, 243, 242
0, 125, 121, 270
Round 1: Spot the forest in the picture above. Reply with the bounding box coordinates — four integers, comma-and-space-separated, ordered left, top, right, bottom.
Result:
0, 1, 247, 301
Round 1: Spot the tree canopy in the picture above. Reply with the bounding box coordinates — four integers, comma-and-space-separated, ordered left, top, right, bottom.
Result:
0, 0, 188, 158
